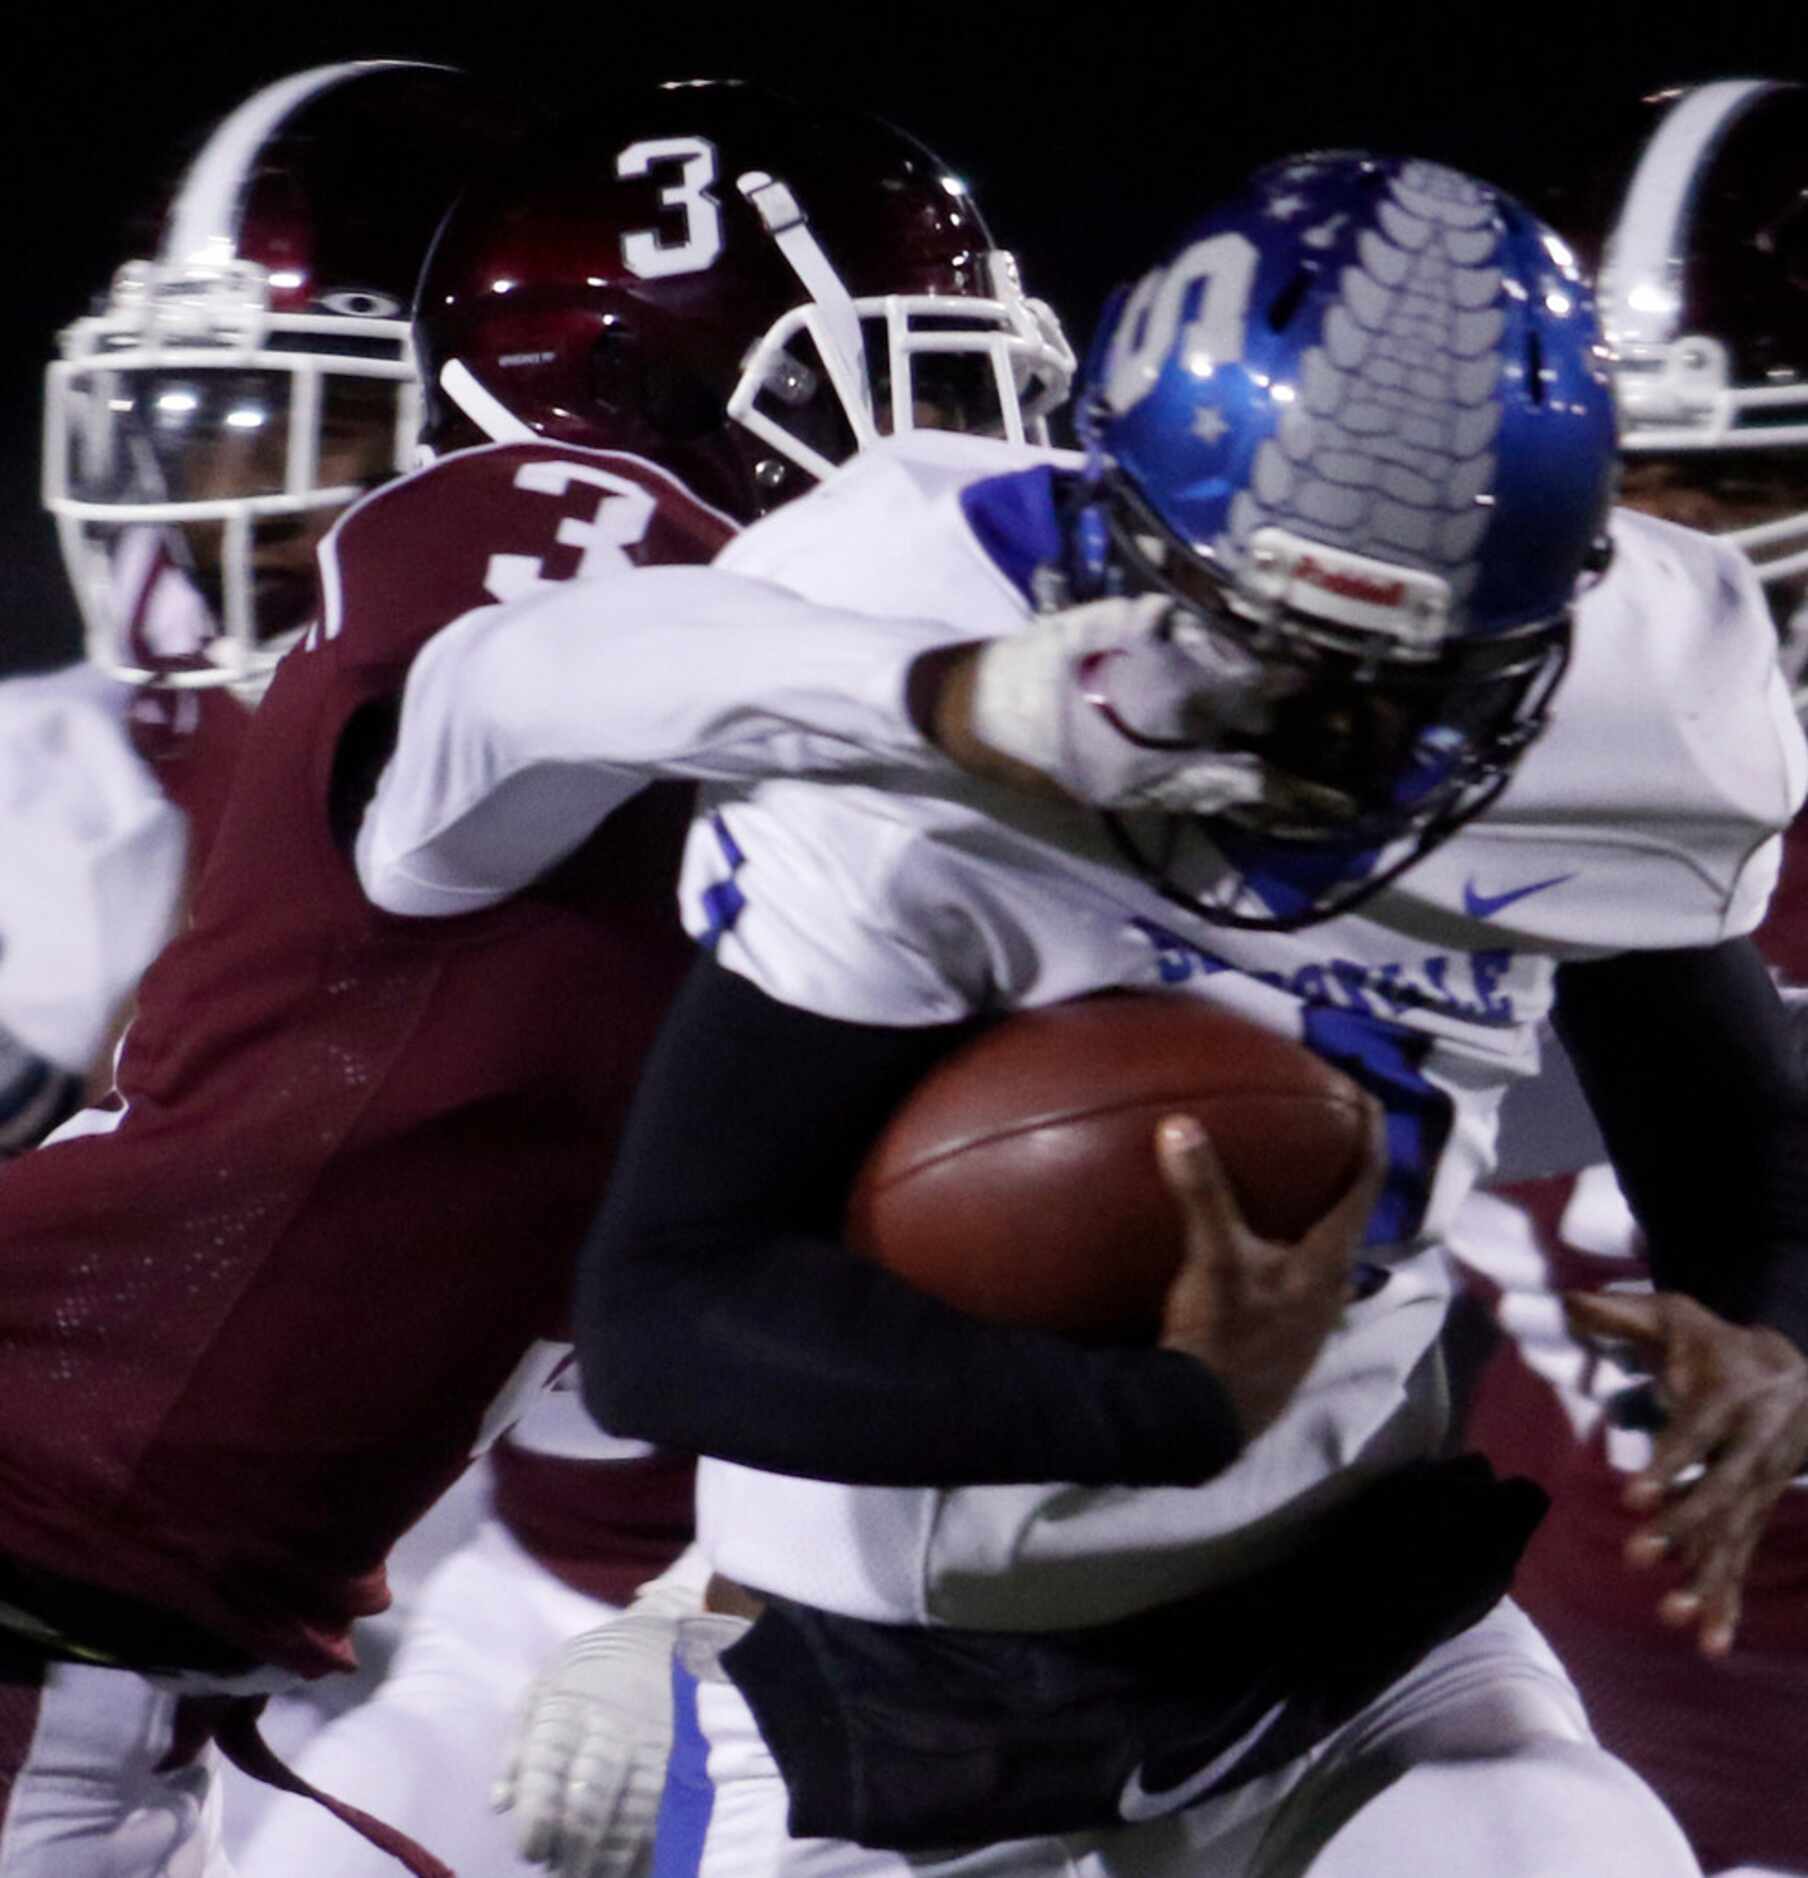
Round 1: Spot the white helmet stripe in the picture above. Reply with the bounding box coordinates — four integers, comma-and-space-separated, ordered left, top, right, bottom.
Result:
737, 170, 872, 420
161, 59, 446, 271
1604, 79, 1791, 347
439, 359, 538, 444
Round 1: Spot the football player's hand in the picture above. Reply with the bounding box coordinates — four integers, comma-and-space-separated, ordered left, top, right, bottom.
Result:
924, 594, 1286, 813
493, 1604, 679, 1878
1156, 1100, 1386, 1441
1564, 1288, 1808, 1657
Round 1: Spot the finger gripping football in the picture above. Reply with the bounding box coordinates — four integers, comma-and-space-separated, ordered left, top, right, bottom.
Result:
845, 994, 1369, 1342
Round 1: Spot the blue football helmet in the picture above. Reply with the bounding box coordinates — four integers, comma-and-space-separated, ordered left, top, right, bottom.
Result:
1066, 152, 1618, 929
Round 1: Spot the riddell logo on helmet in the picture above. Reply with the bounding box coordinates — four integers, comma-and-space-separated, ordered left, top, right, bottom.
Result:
1293, 555, 1407, 610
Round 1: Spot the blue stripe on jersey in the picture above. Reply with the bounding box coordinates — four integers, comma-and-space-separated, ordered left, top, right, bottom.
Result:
959, 467, 1067, 605
1300, 1005, 1454, 1249
651, 1654, 714, 1878
699, 813, 747, 952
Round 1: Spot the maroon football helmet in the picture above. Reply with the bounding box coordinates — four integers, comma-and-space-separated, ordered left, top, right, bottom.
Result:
45, 61, 532, 695
1587, 80, 1808, 701
413, 79, 1073, 523
1597, 82, 1808, 461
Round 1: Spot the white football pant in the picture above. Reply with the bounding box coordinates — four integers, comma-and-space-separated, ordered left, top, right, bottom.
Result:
235, 1514, 621, 1877
0, 1660, 232, 1878
654, 1599, 1701, 1878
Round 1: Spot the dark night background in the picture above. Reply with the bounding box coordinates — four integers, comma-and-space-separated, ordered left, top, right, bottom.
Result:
3, 0, 1806, 671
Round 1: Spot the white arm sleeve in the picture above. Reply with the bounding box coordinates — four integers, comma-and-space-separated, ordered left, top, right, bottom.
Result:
356, 565, 963, 917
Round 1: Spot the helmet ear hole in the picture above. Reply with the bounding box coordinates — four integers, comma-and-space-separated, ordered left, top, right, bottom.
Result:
641, 360, 726, 443
1766, 189, 1808, 295
587, 331, 723, 443
588, 327, 645, 422
1265, 266, 1312, 333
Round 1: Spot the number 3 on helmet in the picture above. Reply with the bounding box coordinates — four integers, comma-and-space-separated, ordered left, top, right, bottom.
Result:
413, 79, 1074, 524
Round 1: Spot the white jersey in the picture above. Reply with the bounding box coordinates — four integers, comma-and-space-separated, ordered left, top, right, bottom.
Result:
672, 433, 1805, 1629
0, 662, 186, 1076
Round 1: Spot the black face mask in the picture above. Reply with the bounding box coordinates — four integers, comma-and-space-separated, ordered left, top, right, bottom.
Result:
1094, 483, 1575, 930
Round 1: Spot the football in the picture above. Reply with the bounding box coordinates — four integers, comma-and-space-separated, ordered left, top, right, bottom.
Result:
845, 993, 1370, 1342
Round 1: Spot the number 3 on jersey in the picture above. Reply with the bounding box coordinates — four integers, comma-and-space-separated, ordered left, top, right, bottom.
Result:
618, 137, 722, 279
483, 461, 657, 602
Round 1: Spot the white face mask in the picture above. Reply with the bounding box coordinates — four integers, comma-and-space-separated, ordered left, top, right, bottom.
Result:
46, 260, 418, 692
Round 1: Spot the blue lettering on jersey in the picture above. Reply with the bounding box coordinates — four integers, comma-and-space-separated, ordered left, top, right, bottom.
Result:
1129, 916, 1517, 1029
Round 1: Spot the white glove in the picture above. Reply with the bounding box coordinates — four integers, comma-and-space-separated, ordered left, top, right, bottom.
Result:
969, 593, 1281, 814
495, 1549, 708, 1878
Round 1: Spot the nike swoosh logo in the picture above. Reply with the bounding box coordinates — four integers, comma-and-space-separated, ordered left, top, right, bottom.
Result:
1118, 1697, 1289, 1822
1461, 872, 1574, 921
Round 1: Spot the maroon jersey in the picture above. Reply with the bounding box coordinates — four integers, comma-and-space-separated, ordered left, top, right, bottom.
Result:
124, 686, 253, 885
0, 442, 730, 1678
489, 1436, 693, 1607
1459, 1170, 1808, 1872
110, 529, 254, 885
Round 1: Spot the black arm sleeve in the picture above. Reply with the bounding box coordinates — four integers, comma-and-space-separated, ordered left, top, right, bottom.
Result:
1553, 936, 1808, 1355
578, 954, 1245, 1487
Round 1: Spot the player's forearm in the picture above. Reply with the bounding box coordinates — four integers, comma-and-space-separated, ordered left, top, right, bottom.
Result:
357, 569, 969, 916
576, 955, 1245, 1488
1556, 938, 1808, 1354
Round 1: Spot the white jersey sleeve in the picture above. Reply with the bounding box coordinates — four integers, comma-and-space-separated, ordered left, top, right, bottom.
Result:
1471, 507, 1807, 952
355, 565, 963, 918
0, 664, 186, 1074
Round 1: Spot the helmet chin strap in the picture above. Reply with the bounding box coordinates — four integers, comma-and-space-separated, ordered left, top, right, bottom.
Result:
736, 171, 872, 425
440, 358, 538, 445
1034, 392, 1117, 609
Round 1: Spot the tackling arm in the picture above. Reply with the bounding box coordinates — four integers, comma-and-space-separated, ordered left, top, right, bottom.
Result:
353, 574, 1279, 919
354, 567, 962, 918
